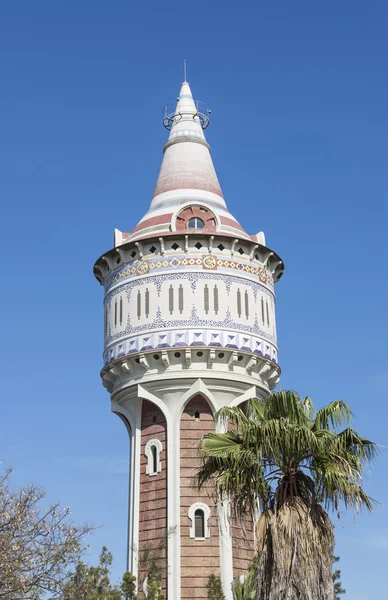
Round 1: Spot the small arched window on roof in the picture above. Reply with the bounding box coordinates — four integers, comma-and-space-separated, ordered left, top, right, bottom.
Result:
175, 206, 217, 232
188, 217, 205, 229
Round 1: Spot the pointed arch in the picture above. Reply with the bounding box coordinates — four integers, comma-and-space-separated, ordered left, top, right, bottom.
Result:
178, 378, 218, 419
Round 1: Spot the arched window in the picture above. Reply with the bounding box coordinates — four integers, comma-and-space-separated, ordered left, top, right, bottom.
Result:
194, 509, 205, 538
188, 217, 205, 229
145, 439, 162, 476
175, 205, 216, 232
188, 502, 211, 539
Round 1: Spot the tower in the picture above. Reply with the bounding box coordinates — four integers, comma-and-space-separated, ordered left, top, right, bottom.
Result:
94, 79, 284, 599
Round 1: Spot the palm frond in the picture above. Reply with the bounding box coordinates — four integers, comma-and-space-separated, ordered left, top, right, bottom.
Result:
313, 401, 352, 431
197, 390, 378, 522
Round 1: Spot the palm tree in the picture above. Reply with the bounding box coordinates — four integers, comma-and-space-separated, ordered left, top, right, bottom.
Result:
198, 391, 377, 600
232, 562, 257, 600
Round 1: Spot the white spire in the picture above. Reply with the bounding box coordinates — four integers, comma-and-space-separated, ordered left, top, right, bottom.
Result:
151, 80, 224, 209
124, 79, 253, 243
167, 81, 206, 142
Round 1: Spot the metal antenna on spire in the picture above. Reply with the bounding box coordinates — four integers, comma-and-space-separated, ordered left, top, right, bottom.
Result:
163, 72, 212, 130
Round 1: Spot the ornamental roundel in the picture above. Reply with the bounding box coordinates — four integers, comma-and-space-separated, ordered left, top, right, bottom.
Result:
258, 268, 267, 283
202, 255, 217, 270
136, 260, 149, 276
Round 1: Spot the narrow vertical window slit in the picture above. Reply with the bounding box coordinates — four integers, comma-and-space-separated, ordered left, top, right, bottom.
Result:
179, 284, 184, 314
145, 288, 150, 318
169, 285, 174, 315
151, 445, 157, 474
194, 510, 205, 538
244, 290, 249, 319
214, 285, 219, 315
204, 284, 209, 314
237, 289, 242, 318
137, 291, 141, 320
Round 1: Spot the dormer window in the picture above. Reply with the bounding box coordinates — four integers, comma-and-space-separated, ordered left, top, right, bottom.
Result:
188, 217, 204, 229
175, 205, 216, 232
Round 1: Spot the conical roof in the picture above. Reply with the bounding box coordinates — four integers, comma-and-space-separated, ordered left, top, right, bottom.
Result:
122, 80, 255, 244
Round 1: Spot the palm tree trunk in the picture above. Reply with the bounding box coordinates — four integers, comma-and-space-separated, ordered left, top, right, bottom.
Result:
256, 501, 334, 600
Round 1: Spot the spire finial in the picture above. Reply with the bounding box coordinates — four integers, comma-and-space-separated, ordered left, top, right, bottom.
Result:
183, 59, 187, 82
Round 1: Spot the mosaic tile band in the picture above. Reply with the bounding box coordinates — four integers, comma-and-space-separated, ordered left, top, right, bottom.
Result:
103, 328, 278, 366
105, 254, 274, 292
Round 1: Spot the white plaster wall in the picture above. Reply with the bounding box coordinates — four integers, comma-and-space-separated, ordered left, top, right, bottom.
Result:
159, 279, 192, 320
196, 279, 227, 320
103, 269, 279, 368
229, 282, 256, 324
105, 292, 129, 338
257, 293, 276, 336
129, 282, 157, 326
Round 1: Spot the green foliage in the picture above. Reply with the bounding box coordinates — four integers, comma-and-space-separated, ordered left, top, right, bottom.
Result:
207, 574, 225, 600
198, 391, 377, 599
198, 391, 378, 519
60, 546, 122, 600
134, 527, 176, 599
61, 528, 172, 600
332, 555, 346, 598
120, 572, 137, 599
0, 466, 93, 600
231, 562, 257, 600
143, 559, 164, 600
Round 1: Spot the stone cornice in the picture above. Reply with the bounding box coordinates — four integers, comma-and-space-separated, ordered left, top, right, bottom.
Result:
94, 233, 284, 286
101, 346, 280, 396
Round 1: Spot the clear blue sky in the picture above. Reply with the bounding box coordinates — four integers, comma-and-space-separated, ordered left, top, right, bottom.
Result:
0, 1, 387, 597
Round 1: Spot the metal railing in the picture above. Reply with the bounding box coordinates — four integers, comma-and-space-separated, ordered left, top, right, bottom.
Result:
163, 99, 211, 130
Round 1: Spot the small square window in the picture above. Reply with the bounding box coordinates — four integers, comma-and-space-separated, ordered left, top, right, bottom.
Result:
195, 242, 203, 250
217, 244, 225, 251
171, 243, 179, 250
149, 245, 156, 254
238, 247, 244, 255
131, 250, 137, 258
